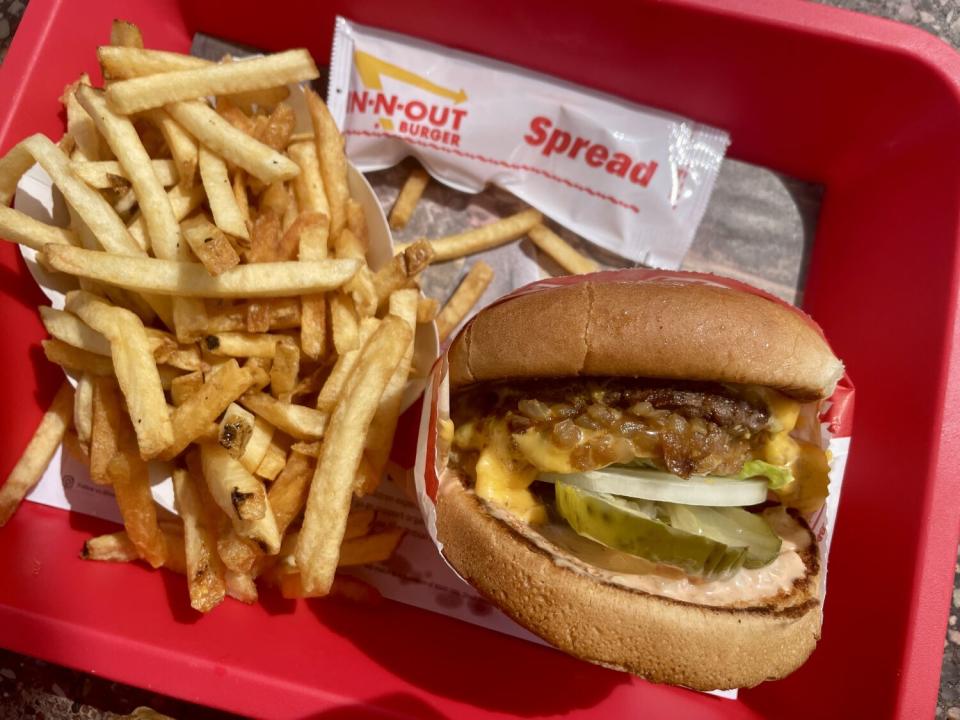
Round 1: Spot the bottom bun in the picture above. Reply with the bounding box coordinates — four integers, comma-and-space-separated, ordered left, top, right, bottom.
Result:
436, 475, 822, 690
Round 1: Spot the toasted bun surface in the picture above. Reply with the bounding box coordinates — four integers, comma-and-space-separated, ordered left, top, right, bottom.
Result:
448, 278, 843, 400
437, 477, 822, 690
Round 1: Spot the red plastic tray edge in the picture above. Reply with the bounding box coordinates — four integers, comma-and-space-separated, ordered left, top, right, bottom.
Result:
0, 1, 958, 718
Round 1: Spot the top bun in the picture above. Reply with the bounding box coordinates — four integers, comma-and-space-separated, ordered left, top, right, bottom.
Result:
447, 277, 843, 401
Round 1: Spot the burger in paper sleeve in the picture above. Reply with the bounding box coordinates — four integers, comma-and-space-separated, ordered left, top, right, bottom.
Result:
419, 271, 848, 690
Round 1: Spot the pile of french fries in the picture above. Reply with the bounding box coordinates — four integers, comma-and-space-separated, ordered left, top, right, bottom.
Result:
0, 20, 606, 615
0, 20, 443, 611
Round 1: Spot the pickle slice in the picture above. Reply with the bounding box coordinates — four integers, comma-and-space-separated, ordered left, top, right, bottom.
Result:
554, 482, 748, 579
663, 504, 782, 569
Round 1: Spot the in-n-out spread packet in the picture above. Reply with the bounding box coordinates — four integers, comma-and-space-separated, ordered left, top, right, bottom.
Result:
327, 17, 730, 268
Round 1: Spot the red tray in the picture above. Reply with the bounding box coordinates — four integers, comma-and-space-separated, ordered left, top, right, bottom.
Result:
2, 0, 959, 717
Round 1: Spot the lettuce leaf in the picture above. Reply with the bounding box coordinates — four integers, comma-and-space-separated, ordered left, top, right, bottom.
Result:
735, 460, 793, 490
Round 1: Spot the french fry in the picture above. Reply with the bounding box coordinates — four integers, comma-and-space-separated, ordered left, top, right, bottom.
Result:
287, 140, 329, 218
160, 359, 256, 460
271, 209, 314, 263
170, 369, 204, 406
255, 441, 286, 481
282, 184, 298, 233
291, 210, 332, 363
358, 289, 418, 495
270, 337, 300, 397
71, 159, 178, 189
42, 339, 114, 377
0, 382, 73, 526
346, 266, 378, 319
78, 85, 205, 342
199, 443, 280, 553
225, 569, 259, 603
110, 19, 144, 49
110, 186, 138, 217
107, 407, 167, 568
98, 46, 207, 81
269, 450, 314, 537
256, 103, 297, 152
173, 297, 207, 343
40, 306, 111, 356
0, 135, 142, 254
232, 170, 250, 227
81, 529, 186, 575
165, 101, 300, 184
333, 227, 366, 261
108, 51, 319, 114
242, 357, 272, 391
90, 377, 124, 485
61, 74, 103, 161
260, 181, 289, 217
346, 199, 367, 247
338, 528, 406, 567
44, 245, 361, 298
316, 318, 380, 413
81, 531, 139, 563
205, 298, 301, 333
217, 529, 259, 574
128, 182, 204, 250
245, 210, 282, 263
216, 94, 254, 129
238, 392, 326, 441
173, 468, 227, 612
330, 292, 359, 354
41, 309, 173, 364
373, 240, 435, 306
198, 147, 250, 240
199, 443, 267, 522
66, 291, 173, 458
76, 86, 182, 261
187, 450, 257, 576
389, 166, 429, 230
528, 223, 600, 275
204, 332, 280, 359
289, 441, 321, 458
245, 302, 271, 334
420, 208, 542, 262
435, 261, 494, 341
296, 316, 412, 593
182, 215, 241, 276
163, 344, 202, 372
275, 570, 383, 603
238, 416, 275, 475
74, 373, 94, 447
62, 430, 89, 466
304, 90, 348, 240
417, 296, 439, 323
217, 402, 256, 458
223, 84, 291, 115
343, 508, 376, 540
144, 109, 198, 188
0, 205, 76, 251
299, 294, 327, 361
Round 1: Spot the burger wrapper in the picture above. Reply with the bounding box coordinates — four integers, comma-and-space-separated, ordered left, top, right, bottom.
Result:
407, 268, 855, 695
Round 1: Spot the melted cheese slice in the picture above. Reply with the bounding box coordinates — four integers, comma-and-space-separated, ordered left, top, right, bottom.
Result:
454, 388, 828, 522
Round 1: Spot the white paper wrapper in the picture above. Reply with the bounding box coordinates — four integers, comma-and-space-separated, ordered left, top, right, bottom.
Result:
328, 16, 729, 268
410, 269, 855, 696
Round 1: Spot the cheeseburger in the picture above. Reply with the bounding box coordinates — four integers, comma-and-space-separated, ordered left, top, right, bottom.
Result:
435, 277, 844, 690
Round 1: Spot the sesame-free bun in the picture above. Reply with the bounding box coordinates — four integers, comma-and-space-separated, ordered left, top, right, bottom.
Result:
447, 277, 843, 401
436, 477, 822, 690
